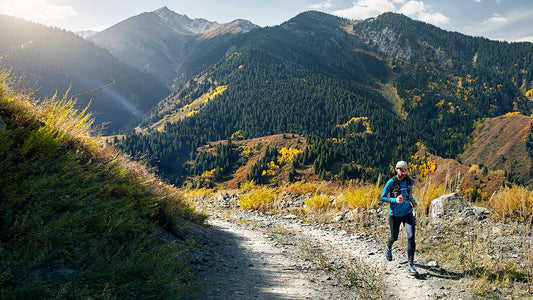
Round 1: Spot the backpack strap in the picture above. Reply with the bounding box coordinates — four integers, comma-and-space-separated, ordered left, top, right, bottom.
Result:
390, 175, 412, 198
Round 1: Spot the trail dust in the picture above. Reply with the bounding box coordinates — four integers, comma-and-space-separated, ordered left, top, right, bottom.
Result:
187, 208, 470, 299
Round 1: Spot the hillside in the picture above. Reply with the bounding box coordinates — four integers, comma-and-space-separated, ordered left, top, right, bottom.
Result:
88, 7, 259, 87
118, 11, 533, 188
0, 14, 170, 133
0, 74, 203, 297
460, 113, 533, 186
187, 134, 310, 189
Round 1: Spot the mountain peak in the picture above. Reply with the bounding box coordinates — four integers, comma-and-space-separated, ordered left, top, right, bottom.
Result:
149, 7, 220, 35
281, 10, 348, 32
289, 10, 345, 23
197, 18, 259, 39
154, 6, 172, 14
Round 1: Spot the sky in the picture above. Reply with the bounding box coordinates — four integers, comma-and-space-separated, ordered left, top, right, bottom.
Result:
0, 0, 532, 42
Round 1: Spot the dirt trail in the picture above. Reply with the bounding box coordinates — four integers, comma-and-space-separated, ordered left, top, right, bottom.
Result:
192, 218, 340, 299
189, 210, 471, 299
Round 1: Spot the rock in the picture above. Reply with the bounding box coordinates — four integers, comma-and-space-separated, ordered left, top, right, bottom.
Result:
429, 193, 470, 225
427, 260, 439, 268
334, 211, 346, 222
463, 206, 490, 220
215, 193, 239, 208
283, 214, 298, 219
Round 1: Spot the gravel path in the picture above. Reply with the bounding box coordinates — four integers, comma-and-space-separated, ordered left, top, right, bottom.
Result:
189, 209, 471, 299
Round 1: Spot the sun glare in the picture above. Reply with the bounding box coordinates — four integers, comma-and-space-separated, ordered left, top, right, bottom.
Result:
0, 0, 78, 22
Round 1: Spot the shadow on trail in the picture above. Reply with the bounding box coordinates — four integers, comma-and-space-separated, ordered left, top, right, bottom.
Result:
414, 263, 463, 281
187, 221, 299, 300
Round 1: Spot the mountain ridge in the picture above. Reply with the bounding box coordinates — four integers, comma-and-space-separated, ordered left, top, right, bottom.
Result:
88, 7, 259, 86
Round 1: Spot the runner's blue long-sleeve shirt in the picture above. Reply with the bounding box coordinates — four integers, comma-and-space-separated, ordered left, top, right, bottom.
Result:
380, 177, 416, 217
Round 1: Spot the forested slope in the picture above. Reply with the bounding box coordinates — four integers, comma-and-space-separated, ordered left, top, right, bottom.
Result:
119, 11, 533, 186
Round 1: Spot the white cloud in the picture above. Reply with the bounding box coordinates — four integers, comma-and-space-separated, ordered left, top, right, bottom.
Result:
464, 9, 533, 42
309, 0, 333, 10
332, 0, 449, 26
473, 0, 482, 3
333, 0, 397, 20
398, 1, 450, 25
0, 0, 78, 22
481, 14, 507, 25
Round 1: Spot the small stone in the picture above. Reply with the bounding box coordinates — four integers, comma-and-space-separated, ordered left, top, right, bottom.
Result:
283, 214, 298, 219
427, 260, 439, 268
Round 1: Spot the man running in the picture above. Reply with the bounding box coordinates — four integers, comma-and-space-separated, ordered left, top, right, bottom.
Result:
380, 161, 419, 275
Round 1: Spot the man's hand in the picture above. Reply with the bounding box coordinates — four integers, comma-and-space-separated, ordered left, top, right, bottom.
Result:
396, 195, 403, 203
411, 201, 418, 208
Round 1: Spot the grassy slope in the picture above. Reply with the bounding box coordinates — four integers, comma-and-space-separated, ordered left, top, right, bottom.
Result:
0, 73, 204, 298
460, 113, 533, 186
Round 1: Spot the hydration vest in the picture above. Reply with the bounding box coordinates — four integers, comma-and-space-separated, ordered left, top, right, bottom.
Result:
389, 175, 413, 200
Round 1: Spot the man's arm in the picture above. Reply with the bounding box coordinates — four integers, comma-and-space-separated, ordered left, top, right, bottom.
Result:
380, 179, 396, 203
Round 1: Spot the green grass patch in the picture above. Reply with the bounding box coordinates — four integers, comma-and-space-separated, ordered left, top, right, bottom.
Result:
0, 73, 202, 298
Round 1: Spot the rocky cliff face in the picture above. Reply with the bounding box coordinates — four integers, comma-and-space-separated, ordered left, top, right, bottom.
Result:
353, 14, 459, 68
359, 26, 414, 61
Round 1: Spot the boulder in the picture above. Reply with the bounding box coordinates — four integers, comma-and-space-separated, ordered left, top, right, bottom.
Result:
429, 193, 470, 225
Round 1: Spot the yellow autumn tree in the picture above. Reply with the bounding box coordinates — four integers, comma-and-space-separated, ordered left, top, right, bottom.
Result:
526, 89, 533, 98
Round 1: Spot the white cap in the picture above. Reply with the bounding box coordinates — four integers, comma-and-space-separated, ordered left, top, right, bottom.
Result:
395, 161, 409, 169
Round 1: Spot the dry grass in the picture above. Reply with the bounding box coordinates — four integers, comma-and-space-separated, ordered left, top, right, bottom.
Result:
282, 180, 320, 195
238, 186, 278, 212
414, 181, 447, 215
281, 180, 339, 196
304, 194, 332, 212
240, 179, 257, 191
339, 183, 381, 210
294, 234, 384, 299
487, 185, 533, 221
183, 187, 216, 200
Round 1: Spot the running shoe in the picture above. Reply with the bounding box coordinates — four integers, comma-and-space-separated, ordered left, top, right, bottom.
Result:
385, 248, 392, 261
407, 264, 418, 275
